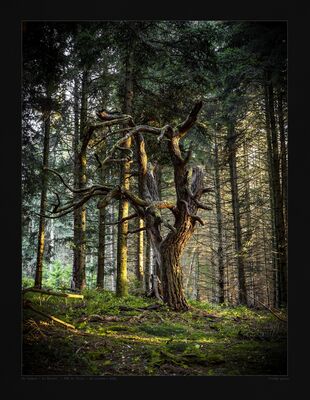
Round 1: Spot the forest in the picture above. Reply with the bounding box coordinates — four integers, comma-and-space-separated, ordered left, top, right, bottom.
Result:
22, 20, 288, 376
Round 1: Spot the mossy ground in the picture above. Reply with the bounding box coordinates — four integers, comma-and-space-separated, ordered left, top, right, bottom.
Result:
22, 289, 287, 376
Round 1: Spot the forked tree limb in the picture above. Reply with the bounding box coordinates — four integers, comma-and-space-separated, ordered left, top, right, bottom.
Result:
162, 221, 177, 233
45, 167, 112, 195
191, 215, 205, 226
105, 212, 138, 225
38, 190, 104, 219
176, 101, 203, 138
193, 198, 213, 211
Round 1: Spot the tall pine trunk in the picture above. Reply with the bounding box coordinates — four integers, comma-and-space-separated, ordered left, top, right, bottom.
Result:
276, 87, 288, 234
265, 76, 287, 307
264, 82, 278, 307
73, 72, 88, 290
214, 141, 225, 303
34, 110, 51, 288
227, 124, 248, 305
97, 207, 106, 289
243, 140, 255, 305
116, 44, 134, 297
135, 218, 144, 284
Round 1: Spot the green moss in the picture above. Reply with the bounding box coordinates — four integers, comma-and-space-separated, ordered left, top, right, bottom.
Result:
139, 322, 190, 338
23, 290, 287, 376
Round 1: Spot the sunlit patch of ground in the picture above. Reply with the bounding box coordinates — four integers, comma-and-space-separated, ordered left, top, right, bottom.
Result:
22, 290, 287, 376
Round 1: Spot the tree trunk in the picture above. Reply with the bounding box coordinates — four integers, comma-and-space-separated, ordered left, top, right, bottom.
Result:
97, 207, 105, 289
264, 82, 278, 307
195, 253, 200, 301
116, 43, 134, 297
243, 140, 255, 306
160, 233, 190, 311
276, 87, 288, 235
227, 124, 248, 305
73, 72, 88, 290
265, 74, 287, 307
159, 153, 203, 311
34, 111, 51, 288
214, 141, 225, 303
144, 232, 152, 294
135, 218, 144, 283
45, 219, 55, 264
141, 103, 204, 310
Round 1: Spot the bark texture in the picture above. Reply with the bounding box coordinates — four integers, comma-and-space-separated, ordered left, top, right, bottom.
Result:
214, 141, 225, 303
264, 74, 287, 307
35, 112, 51, 288
73, 72, 88, 290
116, 42, 134, 297
227, 124, 248, 305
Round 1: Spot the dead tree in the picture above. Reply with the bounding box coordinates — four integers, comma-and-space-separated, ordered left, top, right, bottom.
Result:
43, 101, 210, 311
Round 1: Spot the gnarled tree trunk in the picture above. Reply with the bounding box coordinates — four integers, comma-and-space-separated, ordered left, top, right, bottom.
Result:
63, 101, 206, 311
132, 102, 206, 310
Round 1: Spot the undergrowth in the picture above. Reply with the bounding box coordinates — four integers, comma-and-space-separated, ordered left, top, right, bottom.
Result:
22, 289, 287, 376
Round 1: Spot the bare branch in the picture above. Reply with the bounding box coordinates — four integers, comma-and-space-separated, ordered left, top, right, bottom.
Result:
191, 215, 205, 226
180, 199, 191, 215
146, 200, 176, 211
176, 101, 203, 138
106, 158, 134, 163
201, 187, 215, 194
88, 115, 133, 131
52, 192, 61, 213
180, 199, 205, 225
97, 187, 121, 209
94, 153, 102, 170
157, 125, 174, 143
116, 145, 134, 158
45, 168, 112, 194
193, 198, 213, 211
162, 221, 177, 233
34, 191, 103, 220
89, 135, 107, 149
105, 213, 138, 226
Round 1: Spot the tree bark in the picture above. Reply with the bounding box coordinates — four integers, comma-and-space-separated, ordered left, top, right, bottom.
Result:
144, 232, 152, 294
159, 135, 205, 310
276, 87, 288, 235
98, 101, 204, 311
214, 141, 225, 303
116, 44, 134, 297
97, 206, 105, 289
73, 72, 88, 290
227, 124, 248, 305
34, 111, 51, 288
264, 82, 278, 307
243, 140, 255, 306
135, 218, 144, 283
266, 77, 287, 307
196, 255, 201, 301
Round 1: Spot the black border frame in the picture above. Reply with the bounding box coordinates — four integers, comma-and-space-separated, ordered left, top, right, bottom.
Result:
2, 0, 307, 397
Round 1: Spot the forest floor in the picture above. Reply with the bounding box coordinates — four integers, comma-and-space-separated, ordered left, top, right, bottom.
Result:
22, 289, 287, 376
